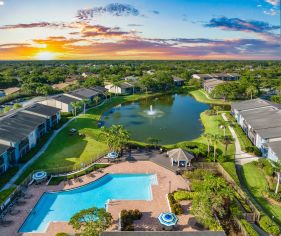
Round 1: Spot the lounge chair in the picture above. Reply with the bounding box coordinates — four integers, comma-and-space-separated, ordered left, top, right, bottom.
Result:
0, 218, 13, 227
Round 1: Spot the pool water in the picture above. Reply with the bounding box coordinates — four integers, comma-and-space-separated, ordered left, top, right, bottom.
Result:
19, 174, 158, 233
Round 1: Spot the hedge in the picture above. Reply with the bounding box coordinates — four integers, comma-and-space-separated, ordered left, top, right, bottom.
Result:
174, 191, 196, 201
259, 215, 280, 236
168, 193, 183, 215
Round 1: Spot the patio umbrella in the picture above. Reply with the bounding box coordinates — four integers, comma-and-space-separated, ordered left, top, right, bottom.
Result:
106, 152, 119, 159
32, 171, 47, 182
158, 212, 178, 227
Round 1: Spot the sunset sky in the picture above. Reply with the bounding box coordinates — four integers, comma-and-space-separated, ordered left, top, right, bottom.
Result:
0, 0, 280, 60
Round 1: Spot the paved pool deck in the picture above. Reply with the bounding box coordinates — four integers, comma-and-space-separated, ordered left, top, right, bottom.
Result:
0, 161, 195, 236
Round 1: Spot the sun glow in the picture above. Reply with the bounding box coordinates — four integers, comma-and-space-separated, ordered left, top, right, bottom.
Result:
35, 51, 56, 60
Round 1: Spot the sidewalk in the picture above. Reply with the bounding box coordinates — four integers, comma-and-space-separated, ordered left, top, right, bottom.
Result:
221, 113, 259, 165
1, 100, 107, 191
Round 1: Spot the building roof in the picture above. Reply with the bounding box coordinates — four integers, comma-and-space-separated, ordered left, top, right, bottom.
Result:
267, 141, 281, 159
0, 112, 47, 142
67, 88, 99, 99
102, 232, 226, 236
53, 94, 80, 105
240, 106, 280, 120
204, 79, 225, 88
248, 113, 281, 130
173, 76, 185, 82
167, 148, 194, 162
119, 82, 135, 89
231, 98, 272, 111
24, 103, 60, 117
0, 143, 9, 155
256, 126, 281, 139
90, 86, 107, 93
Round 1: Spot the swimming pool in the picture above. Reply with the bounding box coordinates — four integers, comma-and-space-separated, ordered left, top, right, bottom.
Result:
19, 173, 158, 233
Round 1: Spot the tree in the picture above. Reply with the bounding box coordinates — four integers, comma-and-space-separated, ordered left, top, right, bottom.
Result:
203, 133, 213, 156
82, 99, 90, 114
273, 161, 281, 194
4, 106, 11, 113
213, 106, 222, 116
71, 101, 83, 117
188, 78, 201, 89
211, 134, 220, 162
100, 125, 130, 153
69, 207, 112, 236
220, 135, 234, 154
13, 103, 22, 109
246, 85, 258, 100
93, 96, 100, 105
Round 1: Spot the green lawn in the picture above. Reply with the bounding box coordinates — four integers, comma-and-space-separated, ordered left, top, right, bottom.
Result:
15, 93, 167, 185
190, 89, 230, 105
192, 111, 238, 183
242, 162, 281, 225
0, 187, 16, 205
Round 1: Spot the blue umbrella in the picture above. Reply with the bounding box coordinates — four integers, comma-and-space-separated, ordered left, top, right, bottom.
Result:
107, 152, 119, 159
158, 212, 178, 227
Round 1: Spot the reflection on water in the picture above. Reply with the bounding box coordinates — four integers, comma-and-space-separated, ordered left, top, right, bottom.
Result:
101, 94, 209, 144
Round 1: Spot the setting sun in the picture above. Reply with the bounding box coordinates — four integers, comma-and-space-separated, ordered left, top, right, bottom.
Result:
35, 51, 56, 60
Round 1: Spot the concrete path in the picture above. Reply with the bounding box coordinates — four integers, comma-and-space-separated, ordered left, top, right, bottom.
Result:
221, 113, 259, 165
1, 100, 107, 191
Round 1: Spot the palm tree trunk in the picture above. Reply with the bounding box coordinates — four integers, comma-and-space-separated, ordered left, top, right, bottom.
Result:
275, 172, 280, 194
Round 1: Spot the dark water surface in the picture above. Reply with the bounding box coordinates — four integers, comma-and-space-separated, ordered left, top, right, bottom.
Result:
101, 94, 209, 144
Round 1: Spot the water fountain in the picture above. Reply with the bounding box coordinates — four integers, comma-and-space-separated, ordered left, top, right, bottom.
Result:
147, 105, 157, 116
144, 104, 164, 117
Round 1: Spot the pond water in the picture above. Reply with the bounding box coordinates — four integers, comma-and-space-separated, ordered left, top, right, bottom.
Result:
101, 94, 209, 145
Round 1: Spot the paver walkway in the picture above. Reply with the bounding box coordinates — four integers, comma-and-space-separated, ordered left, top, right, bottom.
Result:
1, 100, 107, 191
221, 113, 259, 165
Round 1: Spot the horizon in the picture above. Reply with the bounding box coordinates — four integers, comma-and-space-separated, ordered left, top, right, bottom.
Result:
0, 0, 280, 60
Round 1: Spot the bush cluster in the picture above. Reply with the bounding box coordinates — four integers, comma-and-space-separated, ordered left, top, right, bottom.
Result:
174, 191, 196, 201
245, 146, 261, 156
240, 219, 259, 236
253, 159, 274, 176
55, 233, 69, 236
183, 169, 213, 180
168, 193, 184, 215
259, 215, 280, 236
178, 141, 209, 158
120, 209, 142, 231
268, 191, 281, 202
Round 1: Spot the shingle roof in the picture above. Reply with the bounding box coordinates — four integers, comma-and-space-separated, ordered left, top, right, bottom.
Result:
91, 86, 107, 93
25, 103, 60, 117
267, 141, 281, 159
172, 76, 185, 82
231, 98, 272, 111
53, 94, 80, 104
0, 143, 9, 155
204, 79, 225, 88
0, 112, 47, 143
256, 126, 281, 139
167, 148, 194, 162
67, 88, 99, 99
246, 113, 281, 130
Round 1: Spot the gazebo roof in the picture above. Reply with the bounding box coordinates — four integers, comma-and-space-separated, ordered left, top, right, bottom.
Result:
167, 148, 194, 162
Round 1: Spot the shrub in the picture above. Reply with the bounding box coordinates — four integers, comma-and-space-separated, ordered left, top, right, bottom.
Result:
168, 193, 184, 215
268, 192, 281, 202
55, 233, 69, 236
174, 191, 195, 201
240, 219, 259, 236
183, 169, 213, 180
120, 209, 142, 231
245, 146, 261, 156
259, 215, 280, 236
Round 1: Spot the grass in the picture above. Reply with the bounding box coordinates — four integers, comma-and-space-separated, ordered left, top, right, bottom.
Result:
224, 113, 253, 151
192, 111, 239, 184
0, 167, 19, 189
0, 187, 16, 205
190, 89, 230, 105
242, 162, 281, 225
14, 92, 167, 185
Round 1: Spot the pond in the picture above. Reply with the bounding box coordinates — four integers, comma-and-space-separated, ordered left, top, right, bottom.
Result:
101, 94, 209, 145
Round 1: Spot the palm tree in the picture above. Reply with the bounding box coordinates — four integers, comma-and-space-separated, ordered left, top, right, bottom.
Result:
220, 135, 234, 154
211, 134, 220, 162
246, 85, 258, 100
218, 120, 228, 137
203, 133, 213, 156
93, 96, 100, 106
273, 161, 281, 194
82, 99, 89, 114
100, 125, 130, 153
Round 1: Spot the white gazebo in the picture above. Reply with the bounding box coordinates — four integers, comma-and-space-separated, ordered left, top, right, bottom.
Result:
167, 148, 194, 168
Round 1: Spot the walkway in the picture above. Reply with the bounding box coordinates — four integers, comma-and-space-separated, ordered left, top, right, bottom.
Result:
221, 113, 259, 165
1, 100, 107, 191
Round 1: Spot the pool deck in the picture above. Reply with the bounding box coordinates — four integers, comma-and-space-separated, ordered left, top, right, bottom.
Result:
0, 161, 195, 236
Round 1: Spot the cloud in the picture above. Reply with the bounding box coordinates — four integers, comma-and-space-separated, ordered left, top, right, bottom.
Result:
80, 24, 130, 38
152, 10, 160, 15
0, 1, 4, 6
0, 22, 76, 30
265, 0, 280, 6
76, 3, 140, 20
127, 24, 143, 27
205, 16, 280, 33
